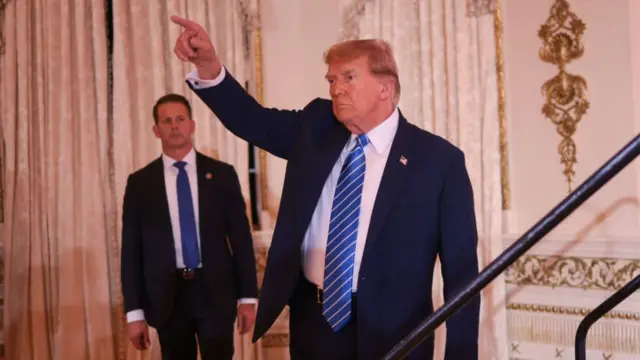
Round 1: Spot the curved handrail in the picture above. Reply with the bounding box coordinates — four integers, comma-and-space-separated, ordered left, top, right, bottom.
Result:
574, 273, 640, 360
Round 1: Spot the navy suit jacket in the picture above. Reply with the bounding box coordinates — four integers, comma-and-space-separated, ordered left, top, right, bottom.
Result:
188, 71, 480, 359
120, 152, 258, 329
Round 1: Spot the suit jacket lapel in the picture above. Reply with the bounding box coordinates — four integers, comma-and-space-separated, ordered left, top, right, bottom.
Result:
363, 114, 414, 257
293, 123, 350, 241
195, 152, 218, 240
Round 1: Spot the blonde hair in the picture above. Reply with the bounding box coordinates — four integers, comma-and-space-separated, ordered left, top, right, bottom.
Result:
323, 39, 401, 103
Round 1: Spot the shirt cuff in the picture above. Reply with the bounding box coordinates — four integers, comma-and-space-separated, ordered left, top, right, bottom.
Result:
186, 66, 226, 89
238, 298, 258, 305
126, 309, 146, 323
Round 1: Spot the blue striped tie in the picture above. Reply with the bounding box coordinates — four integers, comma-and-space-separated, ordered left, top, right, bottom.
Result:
174, 161, 200, 269
323, 134, 369, 331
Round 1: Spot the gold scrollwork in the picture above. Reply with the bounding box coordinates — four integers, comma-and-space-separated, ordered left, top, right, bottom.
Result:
539, 0, 589, 192
505, 255, 640, 290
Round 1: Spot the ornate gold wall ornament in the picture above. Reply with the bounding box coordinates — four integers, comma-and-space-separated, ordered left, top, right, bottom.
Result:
539, 0, 589, 192
505, 255, 640, 290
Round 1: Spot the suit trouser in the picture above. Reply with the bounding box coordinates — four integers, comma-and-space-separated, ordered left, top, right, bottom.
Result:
289, 275, 358, 360
157, 270, 234, 360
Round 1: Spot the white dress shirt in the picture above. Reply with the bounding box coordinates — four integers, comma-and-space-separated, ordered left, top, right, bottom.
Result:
126, 147, 255, 323
186, 68, 399, 293
302, 110, 398, 291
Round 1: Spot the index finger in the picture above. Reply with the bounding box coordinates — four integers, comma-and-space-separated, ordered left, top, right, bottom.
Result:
170, 15, 203, 32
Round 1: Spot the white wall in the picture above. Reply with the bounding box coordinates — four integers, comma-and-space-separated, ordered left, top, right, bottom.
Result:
260, 0, 341, 215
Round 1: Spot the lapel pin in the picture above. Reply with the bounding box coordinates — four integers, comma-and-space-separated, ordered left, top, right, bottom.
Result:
400, 156, 408, 166
206, 172, 213, 179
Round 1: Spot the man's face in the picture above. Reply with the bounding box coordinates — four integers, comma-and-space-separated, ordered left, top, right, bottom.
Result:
326, 55, 383, 134
153, 102, 195, 149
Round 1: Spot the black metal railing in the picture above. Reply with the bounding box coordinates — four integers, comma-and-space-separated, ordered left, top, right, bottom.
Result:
574, 273, 640, 360
382, 133, 640, 360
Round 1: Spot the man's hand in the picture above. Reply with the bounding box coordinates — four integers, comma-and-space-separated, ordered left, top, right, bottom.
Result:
170, 15, 222, 80
237, 303, 256, 334
127, 320, 150, 350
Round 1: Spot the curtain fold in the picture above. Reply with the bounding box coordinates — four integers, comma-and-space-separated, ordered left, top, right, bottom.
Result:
338, 0, 508, 358
1, 0, 116, 359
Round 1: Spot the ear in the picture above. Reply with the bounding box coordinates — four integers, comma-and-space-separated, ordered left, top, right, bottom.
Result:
378, 78, 393, 101
152, 124, 161, 139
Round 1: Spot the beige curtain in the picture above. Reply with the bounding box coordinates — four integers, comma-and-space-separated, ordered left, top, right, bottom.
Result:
339, 0, 508, 359
1, 1, 118, 359
112, 1, 259, 359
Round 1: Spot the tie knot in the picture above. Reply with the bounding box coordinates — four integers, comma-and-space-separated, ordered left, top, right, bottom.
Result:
173, 161, 187, 170
356, 134, 369, 148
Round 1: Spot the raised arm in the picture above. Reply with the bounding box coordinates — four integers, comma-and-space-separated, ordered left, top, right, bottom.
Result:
171, 15, 302, 159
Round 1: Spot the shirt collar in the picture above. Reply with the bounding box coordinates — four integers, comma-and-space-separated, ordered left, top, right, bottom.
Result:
162, 147, 196, 170
351, 107, 399, 155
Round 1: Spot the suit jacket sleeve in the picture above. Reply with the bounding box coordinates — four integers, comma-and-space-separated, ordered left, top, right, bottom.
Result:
225, 165, 259, 299
438, 150, 481, 359
120, 174, 145, 313
187, 69, 312, 160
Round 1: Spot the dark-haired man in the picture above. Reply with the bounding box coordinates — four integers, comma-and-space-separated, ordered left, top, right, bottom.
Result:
120, 93, 258, 360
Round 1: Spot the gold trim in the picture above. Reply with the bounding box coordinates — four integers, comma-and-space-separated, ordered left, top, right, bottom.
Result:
505, 255, 640, 290
508, 303, 640, 321
538, 0, 589, 192
262, 333, 290, 347
494, 0, 510, 210
253, 0, 269, 224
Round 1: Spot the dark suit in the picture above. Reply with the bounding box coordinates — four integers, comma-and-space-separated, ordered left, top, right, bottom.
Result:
120, 151, 258, 359
187, 70, 480, 359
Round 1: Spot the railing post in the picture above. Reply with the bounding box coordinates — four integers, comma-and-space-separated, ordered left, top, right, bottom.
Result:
575, 273, 640, 360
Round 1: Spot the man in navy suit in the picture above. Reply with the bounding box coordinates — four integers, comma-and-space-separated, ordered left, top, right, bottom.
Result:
170, 16, 480, 360
120, 94, 258, 360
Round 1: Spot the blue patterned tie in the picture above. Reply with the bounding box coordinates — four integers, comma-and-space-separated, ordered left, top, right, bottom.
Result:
323, 134, 369, 331
174, 161, 200, 269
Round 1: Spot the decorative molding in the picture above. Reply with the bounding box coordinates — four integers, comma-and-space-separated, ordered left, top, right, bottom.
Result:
508, 311, 640, 354
502, 235, 640, 260
254, 245, 268, 289
507, 303, 640, 321
261, 333, 289, 347
505, 255, 640, 290
493, 0, 510, 210
538, 0, 589, 192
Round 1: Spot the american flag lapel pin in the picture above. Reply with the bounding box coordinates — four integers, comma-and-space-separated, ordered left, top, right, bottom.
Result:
400, 156, 408, 166
206, 172, 213, 179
